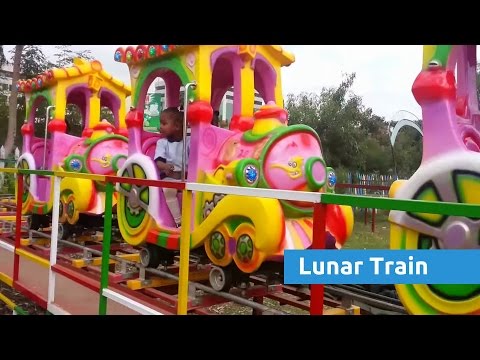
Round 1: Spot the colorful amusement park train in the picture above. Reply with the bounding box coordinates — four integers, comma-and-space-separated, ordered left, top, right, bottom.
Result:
17, 45, 354, 292
113, 45, 354, 291
388, 45, 480, 315
14, 44, 480, 315
16, 58, 131, 239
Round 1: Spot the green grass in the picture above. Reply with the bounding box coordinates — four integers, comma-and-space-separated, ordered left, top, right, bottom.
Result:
342, 209, 391, 250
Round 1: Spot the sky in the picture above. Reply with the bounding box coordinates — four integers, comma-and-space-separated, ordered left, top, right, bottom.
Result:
3, 45, 425, 121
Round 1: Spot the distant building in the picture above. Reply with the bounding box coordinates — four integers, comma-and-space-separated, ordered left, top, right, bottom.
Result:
221, 88, 265, 124
145, 78, 265, 128
0, 63, 13, 104
143, 90, 163, 132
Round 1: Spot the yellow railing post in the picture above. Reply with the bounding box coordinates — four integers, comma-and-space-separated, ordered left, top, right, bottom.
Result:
177, 189, 193, 315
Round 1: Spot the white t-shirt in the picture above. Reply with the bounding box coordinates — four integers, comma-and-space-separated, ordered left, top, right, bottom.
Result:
154, 136, 191, 171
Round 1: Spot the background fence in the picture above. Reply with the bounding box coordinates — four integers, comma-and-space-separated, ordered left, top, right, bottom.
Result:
344, 172, 397, 197
335, 172, 398, 232
0, 146, 20, 194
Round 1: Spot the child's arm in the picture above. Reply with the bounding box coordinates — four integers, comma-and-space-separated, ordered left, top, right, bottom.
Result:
154, 138, 174, 175
156, 160, 174, 173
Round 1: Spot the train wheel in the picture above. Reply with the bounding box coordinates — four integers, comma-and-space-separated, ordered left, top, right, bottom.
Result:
16, 156, 35, 213
19, 159, 31, 199
57, 222, 71, 240
139, 244, 174, 268
391, 224, 480, 315
58, 200, 65, 223
232, 223, 265, 274
390, 166, 480, 315
209, 266, 233, 292
204, 224, 233, 267
59, 193, 70, 223
27, 215, 41, 231
65, 196, 79, 225
117, 162, 154, 246
139, 244, 161, 268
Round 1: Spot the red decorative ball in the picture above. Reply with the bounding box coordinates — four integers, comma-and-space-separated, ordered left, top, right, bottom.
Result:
82, 128, 94, 137
412, 68, 456, 103
230, 115, 254, 132
93, 121, 115, 132
187, 100, 213, 125
254, 104, 288, 124
21, 123, 34, 135
125, 109, 144, 128
47, 120, 67, 133
114, 128, 129, 137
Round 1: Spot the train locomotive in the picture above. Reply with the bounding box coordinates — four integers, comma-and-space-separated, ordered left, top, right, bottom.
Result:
389, 45, 480, 315
114, 45, 354, 291
16, 58, 130, 239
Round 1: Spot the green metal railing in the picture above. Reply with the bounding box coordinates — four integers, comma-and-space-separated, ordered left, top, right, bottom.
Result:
2, 167, 480, 315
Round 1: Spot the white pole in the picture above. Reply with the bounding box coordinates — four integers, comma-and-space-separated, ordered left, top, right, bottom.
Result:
222, 94, 227, 126
0, 145, 4, 188
47, 175, 61, 306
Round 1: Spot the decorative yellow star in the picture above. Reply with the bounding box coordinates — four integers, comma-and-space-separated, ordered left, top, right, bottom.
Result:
237, 45, 257, 61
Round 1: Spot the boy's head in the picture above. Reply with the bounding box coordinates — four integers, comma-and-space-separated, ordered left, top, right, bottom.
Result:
159, 107, 183, 137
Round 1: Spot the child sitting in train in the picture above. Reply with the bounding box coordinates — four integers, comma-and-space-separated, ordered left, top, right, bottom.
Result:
154, 107, 190, 228
211, 110, 220, 126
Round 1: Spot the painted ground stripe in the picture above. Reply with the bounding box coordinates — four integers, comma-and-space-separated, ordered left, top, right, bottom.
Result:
15, 248, 50, 268
0, 239, 14, 252
102, 288, 164, 315
47, 303, 71, 315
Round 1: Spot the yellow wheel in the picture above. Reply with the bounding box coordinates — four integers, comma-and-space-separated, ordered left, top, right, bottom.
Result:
205, 224, 233, 267
390, 161, 480, 315
232, 223, 265, 274
116, 162, 154, 246
62, 193, 79, 225
58, 196, 68, 224
16, 156, 34, 214
391, 224, 480, 315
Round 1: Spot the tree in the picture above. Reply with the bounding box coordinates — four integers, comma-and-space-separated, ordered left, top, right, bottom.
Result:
54, 46, 95, 136
53, 45, 93, 68
0, 45, 8, 146
6, 45, 94, 150
390, 122, 423, 178
4, 45, 24, 157
101, 106, 115, 124
0, 46, 7, 146
0, 97, 8, 145
286, 73, 391, 173
0, 46, 6, 67
17, 45, 49, 79
285, 72, 424, 180
8, 45, 50, 151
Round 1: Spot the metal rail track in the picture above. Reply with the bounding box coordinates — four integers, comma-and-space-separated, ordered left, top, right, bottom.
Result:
1, 215, 408, 315
324, 284, 407, 315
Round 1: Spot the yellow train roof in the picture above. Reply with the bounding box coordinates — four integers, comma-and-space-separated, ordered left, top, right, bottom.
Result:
17, 58, 131, 95
114, 45, 295, 67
